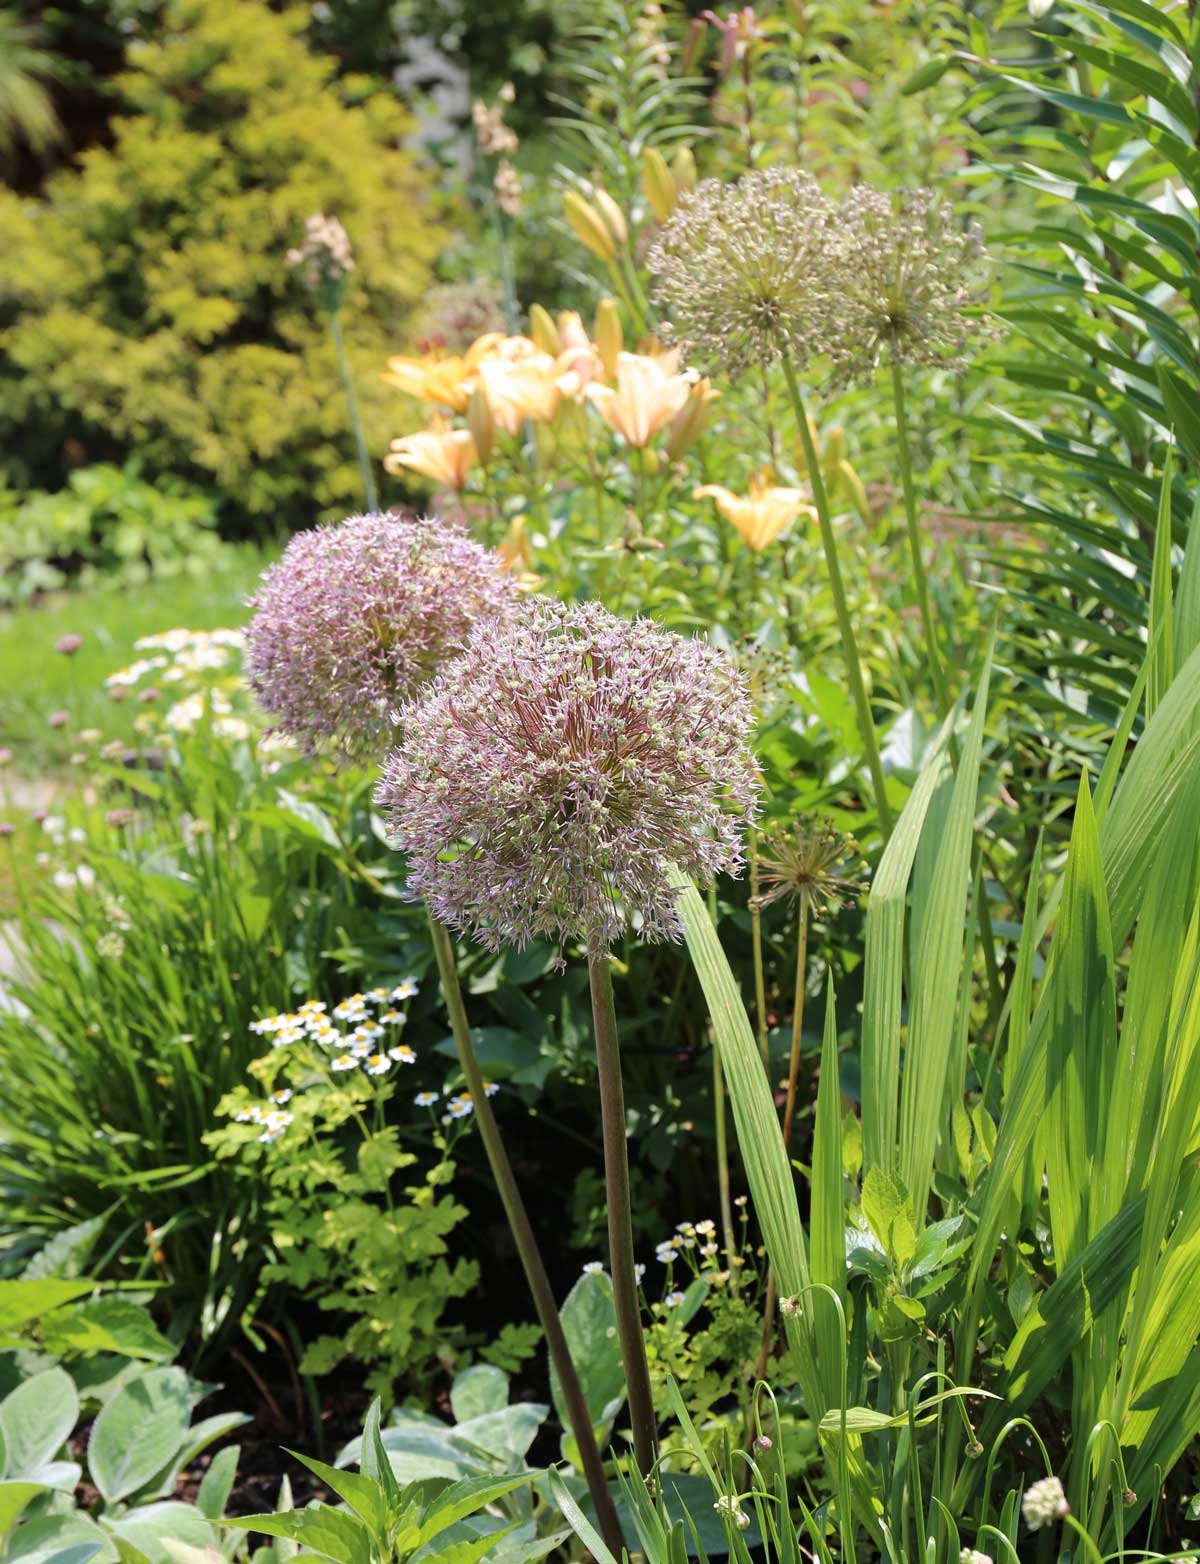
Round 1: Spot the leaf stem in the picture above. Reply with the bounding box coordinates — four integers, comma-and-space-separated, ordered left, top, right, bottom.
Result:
587, 950, 659, 1476
428, 915, 625, 1553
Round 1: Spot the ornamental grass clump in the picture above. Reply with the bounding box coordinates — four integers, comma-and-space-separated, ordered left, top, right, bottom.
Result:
378, 597, 759, 1478
245, 511, 517, 757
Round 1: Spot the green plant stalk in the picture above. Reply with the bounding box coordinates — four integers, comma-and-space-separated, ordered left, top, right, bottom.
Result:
587, 951, 658, 1476
330, 311, 379, 513
708, 883, 739, 1280
781, 350, 893, 839
428, 916, 625, 1554
889, 359, 950, 718
748, 827, 770, 1074
752, 883, 811, 1394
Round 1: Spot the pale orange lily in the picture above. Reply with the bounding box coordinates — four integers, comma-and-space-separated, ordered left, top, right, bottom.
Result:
694, 472, 815, 552
585, 351, 694, 447
384, 415, 477, 491
381, 334, 503, 413
477, 354, 567, 433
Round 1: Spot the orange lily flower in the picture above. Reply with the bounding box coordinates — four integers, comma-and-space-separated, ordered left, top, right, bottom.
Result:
694, 472, 815, 551
585, 351, 694, 447
382, 333, 504, 413
384, 415, 477, 491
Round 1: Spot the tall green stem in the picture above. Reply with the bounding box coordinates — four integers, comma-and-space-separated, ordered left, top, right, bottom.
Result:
748, 827, 770, 1075
890, 359, 949, 717
707, 885, 737, 1284
429, 915, 625, 1553
330, 311, 378, 513
587, 952, 658, 1476
781, 351, 893, 839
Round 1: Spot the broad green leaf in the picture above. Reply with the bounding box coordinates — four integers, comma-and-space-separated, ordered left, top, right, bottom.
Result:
1147, 449, 1175, 719
224, 1508, 370, 1564
449, 1365, 508, 1425
0, 1281, 92, 1337
0, 1368, 79, 1481
548, 1270, 624, 1438
40, 1299, 174, 1364
104, 1505, 213, 1564
417, 1473, 535, 1547
453, 1404, 548, 1467
283, 1451, 388, 1545
0, 1479, 47, 1538
195, 1445, 238, 1520
87, 1368, 191, 1504
7, 1514, 114, 1564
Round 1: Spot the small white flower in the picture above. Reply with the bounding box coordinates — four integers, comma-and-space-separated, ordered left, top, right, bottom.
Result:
379, 1008, 405, 1026
447, 1093, 474, 1119
664, 1291, 686, 1308
634, 1264, 646, 1283
483, 1079, 499, 1096
299, 999, 327, 1013
367, 987, 390, 1003
330, 1054, 356, 1072
583, 1261, 604, 1275
258, 1110, 294, 1144
694, 1219, 716, 1235
713, 1496, 750, 1530
702, 1242, 719, 1257
333, 996, 367, 1022
235, 1105, 265, 1124
250, 1014, 282, 1035
270, 1089, 293, 1105
365, 1053, 391, 1076
388, 1045, 416, 1064
272, 1025, 305, 1048
1022, 1477, 1068, 1532
52, 869, 76, 892
414, 1091, 439, 1107
390, 980, 419, 1001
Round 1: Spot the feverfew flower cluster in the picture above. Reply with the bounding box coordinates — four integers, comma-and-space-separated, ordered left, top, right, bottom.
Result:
654, 1216, 738, 1292
376, 598, 759, 954
105, 627, 259, 746
249, 987, 420, 1082
648, 169, 991, 382
245, 513, 518, 757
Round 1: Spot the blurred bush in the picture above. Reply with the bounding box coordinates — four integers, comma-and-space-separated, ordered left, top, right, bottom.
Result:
0, 0, 449, 532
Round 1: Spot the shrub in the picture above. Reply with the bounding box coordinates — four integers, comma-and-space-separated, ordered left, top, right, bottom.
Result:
0, 0, 449, 530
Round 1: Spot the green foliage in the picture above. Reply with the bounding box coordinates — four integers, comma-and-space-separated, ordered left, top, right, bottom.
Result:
207, 997, 479, 1401
0, 463, 222, 605
0, 11, 64, 163
0, 0, 447, 528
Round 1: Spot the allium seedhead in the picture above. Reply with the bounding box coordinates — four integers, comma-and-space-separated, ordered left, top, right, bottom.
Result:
286, 213, 355, 310
376, 599, 759, 954
752, 814, 865, 918
246, 513, 517, 757
647, 167, 835, 377
824, 187, 991, 386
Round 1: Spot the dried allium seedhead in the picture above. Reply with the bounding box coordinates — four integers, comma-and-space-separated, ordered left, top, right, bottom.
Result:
752, 814, 864, 918
376, 599, 759, 953
286, 213, 355, 309
647, 167, 835, 377
824, 187, 991, 386
246, 513, 517, 757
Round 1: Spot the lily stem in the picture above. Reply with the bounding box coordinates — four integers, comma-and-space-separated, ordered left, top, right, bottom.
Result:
429, 915, 625, 1554
588, 950, 659, 1477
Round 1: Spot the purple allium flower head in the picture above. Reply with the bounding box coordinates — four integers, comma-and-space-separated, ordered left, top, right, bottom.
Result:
246, 512, 518, 757
56, 633, 84, 656
376, 599, 759, 953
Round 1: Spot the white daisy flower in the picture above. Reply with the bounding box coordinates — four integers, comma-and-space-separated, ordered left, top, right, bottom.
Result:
583, 1261, 604, 1275
365, 1053, 391, 1076
388, 1045, 416, 1064
390, 980, 419, 1001
330, 1054, 356, 1072
414, 1091, 439, 1107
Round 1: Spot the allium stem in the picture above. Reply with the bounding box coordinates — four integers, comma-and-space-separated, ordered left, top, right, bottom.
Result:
330, 311, 379, 513
708, 885, 738, 1289
587, 951, 658, 1476
429, 915, 625, 1551
780, 351, 893, 840
890, 359, 950, 718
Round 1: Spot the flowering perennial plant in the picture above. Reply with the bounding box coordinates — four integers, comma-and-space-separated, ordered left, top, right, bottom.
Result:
377, 599, 759, 953
245, 512, 517, 755
647, 167, 835, 377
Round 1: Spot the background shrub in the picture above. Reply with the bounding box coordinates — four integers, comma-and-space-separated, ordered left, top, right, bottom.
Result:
0, 0, 449, 532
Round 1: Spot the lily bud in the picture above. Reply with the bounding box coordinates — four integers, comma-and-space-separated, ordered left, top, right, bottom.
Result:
528, 303, 560, 355
823, 425, 847, 470
564, 190, 618, 265
594, 188, 628, 248
467, 384, 495, 467
666, 377, 719, 460
670, 145, 697, 194
641, 148, 676, 224
593, 298, 623, 380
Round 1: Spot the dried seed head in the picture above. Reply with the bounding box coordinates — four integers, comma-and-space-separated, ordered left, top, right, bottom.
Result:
376, 599, 759, 954
752, 814, 865, 918
824, 186, 992, 386
246, 512, 517, 758
647, 167, 836, 378
286, 213, 355, 309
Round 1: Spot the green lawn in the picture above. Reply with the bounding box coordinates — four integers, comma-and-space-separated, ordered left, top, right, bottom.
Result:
0, 545, 272, 775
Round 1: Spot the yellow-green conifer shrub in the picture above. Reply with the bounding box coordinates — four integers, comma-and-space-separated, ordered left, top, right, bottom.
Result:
0, 0, 449, 527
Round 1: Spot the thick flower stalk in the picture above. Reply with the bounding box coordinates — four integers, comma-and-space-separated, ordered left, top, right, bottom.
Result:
377, 598, 759, 953
378, 599, 759, 1477
647, 166, 835, 378
246, 512, 516, 757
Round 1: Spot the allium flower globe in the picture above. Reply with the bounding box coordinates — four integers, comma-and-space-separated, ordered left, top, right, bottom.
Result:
246, 512, 517, 756
824, 186, 991, 386
647, 167, 835, 377
376, 600, 759, 953
1021, 1476, 1069, 1532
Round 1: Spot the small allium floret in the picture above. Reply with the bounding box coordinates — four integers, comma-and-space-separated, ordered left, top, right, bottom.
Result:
647, 167, 835, 377
246, 512, 517, 756
376, 599, 758, 953
823, 186, 991, 386
1022, 1476, 1069, 1531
